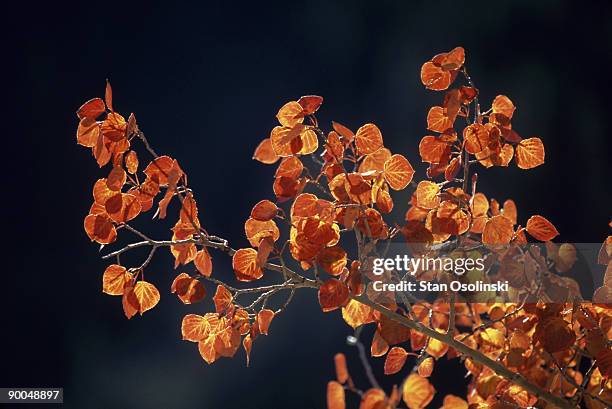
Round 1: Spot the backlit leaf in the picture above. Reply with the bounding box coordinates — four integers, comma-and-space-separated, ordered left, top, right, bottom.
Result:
384, 347, 408, 375
276, 101, 304, 127
194, 249, 213, 277
253, 138, 280, 164
181, 313, 210, 342
334, 353, 349, 383
440, 395, 468, 409
213, 285, 233, 313
232, 248, 264, 281
297, 95, 323, 115
102, 264, 131, 295
327, 381, 345, 409
125, 151, 138, 174
402, 374, 435, 409
482, 214, 514, 245
515, 137, 545, 169
250, 200, 279, 221
526, 215, 559, 241
415, 181, 440, 209
318, 278, 349, 312
256, 309, 275, 335
77, 98, 105, 120
383, 154, 415, 190
427, 106, 453, 133
77, 117, 100, 147
171, 273, 206, 304
123, 281, 160, 318
355, 123, 384, 155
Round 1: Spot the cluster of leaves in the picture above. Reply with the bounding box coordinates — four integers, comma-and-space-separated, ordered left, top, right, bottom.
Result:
75, 48, 611, 409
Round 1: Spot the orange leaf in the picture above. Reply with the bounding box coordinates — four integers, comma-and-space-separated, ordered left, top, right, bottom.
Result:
384, 347, 409, 375
194, 249, 213, 277
482, 214, 514, 245
526, 215, 559, 241
104, 192, 141, 223
102, 79, 113, 110
379, 314, 411, 345
256, 236, 274, 267
440, 395, 468, 409
371, 330, 390, 357
426, 333, 449, 358
415, 181, 440, 209
125, 151, 139, 174
492, 95, 515, 120
316, 246, 348, 276
243, 334, 253, 367
250, 200, 279, 221
102, 264, 131, 295
232, 248, 264, 281
402, 374, 435, 409
77, 97, 105, 120
334, 353, 349, 384
332, 121, 355, 142
318, 278, 349, 312
355, 123, 384, 155
181, 313, 211, 342
106, 167, 126, 191
421, 62, 451, 91
77, 117, 100, 147
297, 95, 323, 115
427, 106, 453, 133
101, 112, 127, 142
419, 136, 450, 163
502, 199, 517, 225
360, 147, 391, 173
276, 101, 304, 127
123, 281, 160, 319
256, 309, 275, 335
171, 273, 206, 304
327, 381, 346, 409
213, 285, 233, 313
534, 316, 576, 353
275, 156, 304, 179
245, 218, 280, 247
360, 389, 387, 409
253, 138, 280, 164
417, 357, 434, 378
383, 154, 415, 190
143, 156, 178, 185
84, 213, 117, 244
342, 299, 375, 329
515, 137, 545, 169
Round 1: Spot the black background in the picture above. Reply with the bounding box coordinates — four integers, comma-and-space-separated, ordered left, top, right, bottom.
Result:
5, 1, 612, 408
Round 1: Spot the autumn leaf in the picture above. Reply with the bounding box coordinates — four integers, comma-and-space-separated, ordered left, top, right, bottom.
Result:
232, 248, 264, 281
334, 353, 349, 383
515, 137, 545, 169
250, 200, 279, 221
384, 347, 409, 375
482, 214, 514, 245
526, 215, 559, 241
253, 138, 280, 164
123, 281, 160, 319
402, 374, 435, 409
171, 273, 206, 305
383, 154, 415, 190
327, 381, 345, 409
102, 264, 131, 295
318, 279, 349, 312
355, 123, 383, 155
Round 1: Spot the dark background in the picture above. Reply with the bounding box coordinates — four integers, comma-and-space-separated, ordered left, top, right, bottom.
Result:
5, 1, 612, 408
